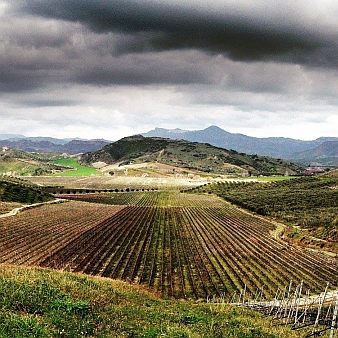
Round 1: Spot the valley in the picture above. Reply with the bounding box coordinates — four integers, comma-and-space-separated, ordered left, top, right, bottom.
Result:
0, 135, 337, 337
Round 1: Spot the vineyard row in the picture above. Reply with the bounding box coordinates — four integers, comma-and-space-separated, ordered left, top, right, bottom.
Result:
0, 197, 336, 299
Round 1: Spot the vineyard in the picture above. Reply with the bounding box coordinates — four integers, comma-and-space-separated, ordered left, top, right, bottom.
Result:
192, 176, 338, 253
1, 191, 337, 300
26, 175, 202, 191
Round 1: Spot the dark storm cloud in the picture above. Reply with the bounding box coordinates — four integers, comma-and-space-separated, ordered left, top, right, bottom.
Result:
1, 0, 338, 142
0, 9, 212, 92
12, 0, 338, 66
72, 51, 211, 86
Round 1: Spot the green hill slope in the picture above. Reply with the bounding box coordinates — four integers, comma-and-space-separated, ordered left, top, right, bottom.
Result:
295, 140, 338, 166
81, 135, 303, 176
0, 176, 52, 204
0, 264, 299, 338
0, 148, 66, 176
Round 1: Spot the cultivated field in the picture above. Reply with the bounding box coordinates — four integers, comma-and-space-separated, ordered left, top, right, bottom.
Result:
1, 191, 337, 300
198, 177, 338, 252
26, 175, 205, 191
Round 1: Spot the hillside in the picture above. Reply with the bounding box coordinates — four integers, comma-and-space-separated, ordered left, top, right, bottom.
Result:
326, 168, 338, 178
142, 125, 336, 160
0, 264, 300, 338
81, 135, 303, 176
295, 140, 338, 166
3, 129, 338, 164
0, 148, 70, 176
0, 176, 53, 205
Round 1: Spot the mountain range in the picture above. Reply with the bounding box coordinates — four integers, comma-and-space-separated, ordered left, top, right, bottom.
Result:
0, 136, 110, 154
142, 126, 338, 165
1, 127, 338, 166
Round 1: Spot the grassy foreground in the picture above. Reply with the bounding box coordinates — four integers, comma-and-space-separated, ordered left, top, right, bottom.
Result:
0, 264, 299, 338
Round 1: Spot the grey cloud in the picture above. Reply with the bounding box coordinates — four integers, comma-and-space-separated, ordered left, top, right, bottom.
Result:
0, 14, 213, 92
18, 99, 78, 108
1, 0, 338, 143
3, 17, 71, 49
12, 0, 338, 67
0, 15, 75, 92
72, 51, 211, 86
3, 0, 338, 95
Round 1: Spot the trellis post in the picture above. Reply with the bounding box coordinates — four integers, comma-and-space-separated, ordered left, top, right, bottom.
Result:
329, 294, 338, 338
312, 282, 329, 335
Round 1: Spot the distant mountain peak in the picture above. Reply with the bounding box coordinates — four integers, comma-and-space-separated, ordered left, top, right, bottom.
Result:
204, 125, 224, 131
142, 126, 338, 163
0, 134, 26, 140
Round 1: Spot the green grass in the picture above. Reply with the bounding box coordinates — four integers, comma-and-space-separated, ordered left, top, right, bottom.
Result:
0, 151, 64, 176
253, 176, 296, 182
53, 158, 101, 177
0, 264, 300, 338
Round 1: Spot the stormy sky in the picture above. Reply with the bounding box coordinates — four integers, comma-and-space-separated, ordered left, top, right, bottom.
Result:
1, 0, 338, 140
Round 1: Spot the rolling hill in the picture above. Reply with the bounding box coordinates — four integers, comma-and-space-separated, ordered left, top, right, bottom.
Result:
81, 135, 303, 176
3, 128, 338, 165
295, 140, 338, 166
0, 148, 71, 176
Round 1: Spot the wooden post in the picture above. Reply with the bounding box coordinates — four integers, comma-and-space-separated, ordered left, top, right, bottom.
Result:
312, 282, 330, 334
287, 283, 300, 324
269, 288, 281, 316
294, 280, 303, 324
242, 284, 247, 305
329, 294, 338, 338
274, 285, 287, 320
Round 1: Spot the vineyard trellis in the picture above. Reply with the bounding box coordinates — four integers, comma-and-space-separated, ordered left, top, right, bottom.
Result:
208, 281, 338, 337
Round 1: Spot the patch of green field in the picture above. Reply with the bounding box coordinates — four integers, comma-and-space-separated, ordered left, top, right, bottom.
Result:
0, 264, 300, 338
253, 176, 296, 182
53, 158, 101, 176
